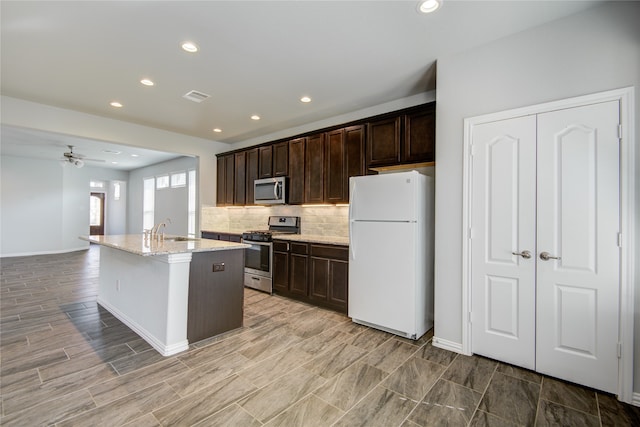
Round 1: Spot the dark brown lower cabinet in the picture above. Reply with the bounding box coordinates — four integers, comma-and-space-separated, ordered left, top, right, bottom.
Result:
187, 249, 244, 342
272, 239, 348, 313
289, 243, 309, 297
309, 245, 348, 312
273, 241, 290, 293
201, 231, 242, 243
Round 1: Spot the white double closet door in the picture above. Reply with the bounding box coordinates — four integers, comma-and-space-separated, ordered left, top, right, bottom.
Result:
470, 101, 620, 393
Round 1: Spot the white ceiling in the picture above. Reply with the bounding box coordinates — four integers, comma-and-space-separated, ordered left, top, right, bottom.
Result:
1, 0, 605, 169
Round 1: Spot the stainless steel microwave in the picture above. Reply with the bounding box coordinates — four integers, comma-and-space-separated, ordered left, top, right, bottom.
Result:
254, 176, 287, 205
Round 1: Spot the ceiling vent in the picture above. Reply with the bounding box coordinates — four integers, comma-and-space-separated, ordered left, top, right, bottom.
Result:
183, 90, 211, 103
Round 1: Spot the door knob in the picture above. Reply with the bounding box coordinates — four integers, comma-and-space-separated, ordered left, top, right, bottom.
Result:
539, 251, 561, 261
512, 250, 532, 259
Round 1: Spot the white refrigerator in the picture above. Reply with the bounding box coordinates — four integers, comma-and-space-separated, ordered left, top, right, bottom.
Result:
348, 170, 434, 339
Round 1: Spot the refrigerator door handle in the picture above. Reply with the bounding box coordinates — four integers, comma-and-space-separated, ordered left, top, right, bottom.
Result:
349, 221, 356, 260
349, 182, 357, 221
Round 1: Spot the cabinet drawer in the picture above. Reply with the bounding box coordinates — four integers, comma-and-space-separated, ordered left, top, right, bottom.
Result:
310, 245, 348, 261
273, 240, 290, 252
290, 242, 309, 255
201, 231, 220, 240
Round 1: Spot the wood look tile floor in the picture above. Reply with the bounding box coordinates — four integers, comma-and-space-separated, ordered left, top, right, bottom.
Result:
2, 245, 639, 426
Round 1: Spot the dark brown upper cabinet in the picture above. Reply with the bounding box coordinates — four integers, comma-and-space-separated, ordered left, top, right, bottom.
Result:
324, 129, 347, 203
288, 137, 306, 205
258, 141, 287, 179
367, 116, 401, 167
258, 145, 273, 178
403, 105, 435, 163
217, 154, 236, 206
305, 133, 325, 204
216, 102, 434, 205
366, 103, 435, 170
273, 141, 289, 177
344, 124, 365, 196
245, 148, 259, 206
216, 156, 226, 206
233, 151, 246, 205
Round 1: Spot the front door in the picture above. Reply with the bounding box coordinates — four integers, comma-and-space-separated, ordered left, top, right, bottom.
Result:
471, 101, 621, 393
90, 192, 105, 235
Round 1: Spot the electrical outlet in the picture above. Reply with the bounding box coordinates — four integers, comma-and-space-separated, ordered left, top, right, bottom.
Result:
213, 263, 225, 272
116, 279, 121, 291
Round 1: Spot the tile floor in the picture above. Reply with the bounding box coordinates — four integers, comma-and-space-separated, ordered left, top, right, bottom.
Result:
1, 245, 639, 426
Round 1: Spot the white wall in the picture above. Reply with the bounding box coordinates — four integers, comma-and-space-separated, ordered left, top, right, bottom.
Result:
127, 157, 197, 235
0, 96, 227, 206
434, 1, 640, 393
107, 181, 127, 235
1, 155, 129, 256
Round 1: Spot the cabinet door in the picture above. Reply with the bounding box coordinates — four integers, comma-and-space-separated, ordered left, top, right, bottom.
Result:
273, 242, 290, 294
273, 141, 289, 177
367, 116, 401, 167
259, 146, 273, 178
403, 107, 435, 163
288, 138, 306, 205
345, 124, 365, 184
310, 257, 330, 301
234, 151, 246, 205
201, 231, 221, 240
246, 148, 259, 205
289, 243, 309, 296
305, 133, 325, 203
328, 259, 348, 310
216, 156, 226, 205
325, 129, 347, 203
224, 154, 235, 205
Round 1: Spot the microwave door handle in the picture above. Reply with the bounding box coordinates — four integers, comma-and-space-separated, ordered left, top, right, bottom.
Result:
273, 182, 280, 199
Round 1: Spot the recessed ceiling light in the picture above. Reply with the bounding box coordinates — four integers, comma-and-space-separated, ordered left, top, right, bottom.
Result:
131, 154, 139, 157
110, 101, 123, 108
140, 79, 154, 86
181, 42, 198, 53
213, 128, 222, 133
111, 161, 118, 165
417, 0, 442, 14
251, 115, 261, 121
300, 96, 312, 103
102, 149, 121, 154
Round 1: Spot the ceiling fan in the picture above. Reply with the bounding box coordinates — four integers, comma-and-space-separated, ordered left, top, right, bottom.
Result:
60, 145, 105, 168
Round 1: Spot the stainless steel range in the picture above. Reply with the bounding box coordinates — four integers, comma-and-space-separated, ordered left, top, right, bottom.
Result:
242, 216, 300, 293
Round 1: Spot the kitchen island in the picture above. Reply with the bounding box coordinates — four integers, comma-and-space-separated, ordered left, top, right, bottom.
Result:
80, 234, 248, 356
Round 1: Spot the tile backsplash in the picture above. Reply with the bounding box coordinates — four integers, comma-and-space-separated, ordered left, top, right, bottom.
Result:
201, 205, 349, 237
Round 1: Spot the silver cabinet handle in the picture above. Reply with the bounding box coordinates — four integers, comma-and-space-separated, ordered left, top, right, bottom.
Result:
539, 251, 561, 261
512, 250, 532, 259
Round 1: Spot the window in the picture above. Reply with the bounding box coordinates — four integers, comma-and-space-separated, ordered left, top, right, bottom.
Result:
90, 180, 104, 189
188, 170, 196, 237
171, 171, 187, 188
113, 182, 121, 201
143, 178, 155, 230
156, 175, 169, 189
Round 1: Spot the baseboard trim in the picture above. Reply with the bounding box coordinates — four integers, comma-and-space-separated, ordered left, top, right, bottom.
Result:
432, 336, 466, 354
97, 298, 189, 357
0, 246, 89, 258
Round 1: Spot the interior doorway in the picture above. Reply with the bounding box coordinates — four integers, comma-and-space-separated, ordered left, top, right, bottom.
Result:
90, 192, 105, 235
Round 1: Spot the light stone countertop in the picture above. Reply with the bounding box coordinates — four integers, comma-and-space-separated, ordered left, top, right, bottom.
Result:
80, 234, 248, 256
273, 234, 349, 246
